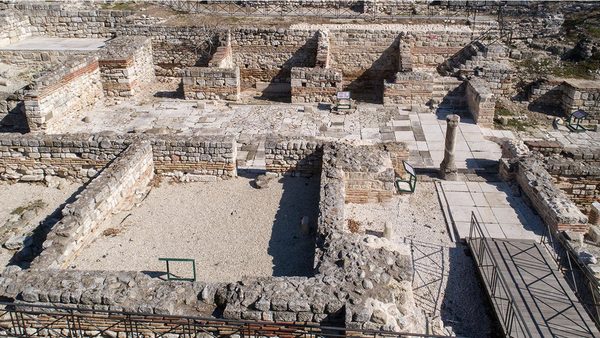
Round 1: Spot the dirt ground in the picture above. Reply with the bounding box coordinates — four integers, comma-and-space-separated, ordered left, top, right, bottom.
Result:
0, 182, 80, 268
70, 176, 321, 282
345, 181, 496, 337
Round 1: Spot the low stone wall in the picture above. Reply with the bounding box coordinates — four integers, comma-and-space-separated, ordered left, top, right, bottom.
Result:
465, 78, 494, 127
336, 143, 400, 204
290, 67, 342, 103
561, 79, 600, 123
265, 137, 323, 174
516, 156, 589, 233
23, 56, 104, 131
0, 49, 93, 66
32, 140, 154, 269
0, 134, 127, 182
152, 135, 237, 178
545, 150, 600, 214
383, 71, 433, 106
0, 134, 237, 182
524, 139, 563, 156
98, 36, 155, 97
182, 67, 241, 101
0, 141, 424, 333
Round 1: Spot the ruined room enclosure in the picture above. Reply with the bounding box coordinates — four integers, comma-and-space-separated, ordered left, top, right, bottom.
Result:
70, 175, 321, 282
0, 134, 438, 334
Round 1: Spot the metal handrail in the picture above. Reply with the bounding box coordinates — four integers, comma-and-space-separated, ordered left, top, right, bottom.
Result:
0, 301, 457, 338
467, 212, 533, 338
540, 228, 600, 331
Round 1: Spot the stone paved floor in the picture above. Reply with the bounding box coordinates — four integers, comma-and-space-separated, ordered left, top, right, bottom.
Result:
520, 124, 600, 149
439, 181, 545, 241
49, 98, 511, 171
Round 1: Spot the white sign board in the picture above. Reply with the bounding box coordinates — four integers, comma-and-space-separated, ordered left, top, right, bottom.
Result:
337, 91, 351, 99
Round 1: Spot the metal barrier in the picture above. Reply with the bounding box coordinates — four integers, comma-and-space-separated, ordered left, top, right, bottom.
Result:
540, 227, 600, 331
160, 0, 478, 21
467, 212, 532, 338
0, 302, 456, 338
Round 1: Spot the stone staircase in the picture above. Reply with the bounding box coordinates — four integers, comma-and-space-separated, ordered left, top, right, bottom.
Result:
431, 76, 467, 111
437, 41, 488, 77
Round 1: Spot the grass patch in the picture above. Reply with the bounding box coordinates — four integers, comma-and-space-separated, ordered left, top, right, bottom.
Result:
11, 199, 47, 216
495, 106, 514, 117
518, 58, 600, 80
101, 2, 139, 11
494, 118, 536, 132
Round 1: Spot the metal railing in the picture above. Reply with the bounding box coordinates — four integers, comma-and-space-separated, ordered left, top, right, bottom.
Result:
540, 227, 600, 331
0, 302, 455, 338
160, 0, 477, 21
467, 212, 532, 338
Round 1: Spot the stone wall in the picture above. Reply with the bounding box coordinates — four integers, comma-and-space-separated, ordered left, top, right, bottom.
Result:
545, 149, 600, 214
23, 56, 104, 131
336, 143, 402, 204
0, 49, 93, 66
0, 91, 27, 132
151, 135, 237, 178
465, 78, 494, 127
0, 141, 424, 334
231, 29, 317, 90
315, 30, 330, 68
32, 140, 154, 269
561, 79, 600, 123
182, 66, 240, 101
265, 137, 323, 174
0, 10, 33, 47
290, 67, 342, 103
383, 71, 432, 106
0, 134, 237, 182
516, 156, 589, 233
98, 36, 155, 97
0, 134, 129, 182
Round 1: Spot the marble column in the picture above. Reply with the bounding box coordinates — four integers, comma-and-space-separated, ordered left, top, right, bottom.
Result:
440, 114, 460, 181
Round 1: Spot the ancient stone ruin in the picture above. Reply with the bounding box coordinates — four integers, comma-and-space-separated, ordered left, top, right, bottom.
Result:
0, 1, 599, 337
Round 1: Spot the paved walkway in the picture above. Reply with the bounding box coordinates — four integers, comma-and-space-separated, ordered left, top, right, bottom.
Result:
469, 237, 600, 337
439, 181, 545, 241
49, 98, 511, 172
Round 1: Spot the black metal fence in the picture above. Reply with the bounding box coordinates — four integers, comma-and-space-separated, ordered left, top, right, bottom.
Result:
160, 0, 480, 21
0, 302, 456, 338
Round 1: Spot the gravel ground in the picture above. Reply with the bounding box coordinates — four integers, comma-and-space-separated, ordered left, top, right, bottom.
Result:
345, 181, 495, 337
70, 176, 320, 282
0, 182, 79, 267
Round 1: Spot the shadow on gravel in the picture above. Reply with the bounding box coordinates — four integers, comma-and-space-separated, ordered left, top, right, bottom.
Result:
268, 175, 320, 277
